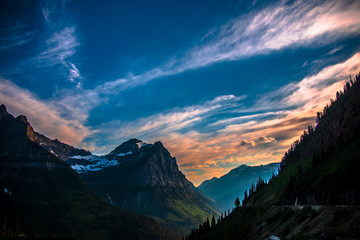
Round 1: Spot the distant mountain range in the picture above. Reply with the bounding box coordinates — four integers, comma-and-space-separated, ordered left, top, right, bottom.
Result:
66, 139, 219, 233
187, 74, 360, 240
198, 163, 279, 212
0, 104, 178, 239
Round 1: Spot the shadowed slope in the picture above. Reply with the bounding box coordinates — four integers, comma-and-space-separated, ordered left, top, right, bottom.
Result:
0, 105, 178, 240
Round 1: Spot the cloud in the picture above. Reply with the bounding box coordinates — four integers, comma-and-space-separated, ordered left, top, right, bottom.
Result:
42, 8, 50, 24
6, 0, 353, 135
44, 51, 360, 185
159, 52, 360, 185
0, 24, 34, 50
327, 46, 343, 56
89, 0, 360, 94
41, 0, 66, 27
37, 26, 83, 84
0, 78, 92, 148
69, 62, 81, 82
0, 1, 82, 87
1, 51, 359, 185
39, 1, 84, 84
87, 94, 246, 151
2, 0, 359, 186
183, 0, 360, 69
39, 27, 78, 64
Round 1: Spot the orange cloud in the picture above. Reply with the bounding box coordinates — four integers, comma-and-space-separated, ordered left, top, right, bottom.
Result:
0, 79, 93, 148
158, 53, 360, 186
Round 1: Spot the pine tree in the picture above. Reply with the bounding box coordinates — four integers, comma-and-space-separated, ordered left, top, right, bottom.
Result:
204, 217, 210, 230
211, 215, 216, 227
243, 190, 248, 205
234, 196, 240, 208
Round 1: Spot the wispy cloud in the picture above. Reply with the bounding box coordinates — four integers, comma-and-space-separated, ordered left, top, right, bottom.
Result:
41, 0, 66, 28
0, 24, 34, 50
181, 0, 360, 72
87, 95, 246, 151
162, 52, 360, 185
37, 26, 82, 83
0, 1, 82, 86
24, 0, 358, 130
23, 51, 357, 182
2, 0, 360, 186
91, 0, 360, 95
39, 27, 78, 64
68, 51, 360, 185
69, 62, 81, 83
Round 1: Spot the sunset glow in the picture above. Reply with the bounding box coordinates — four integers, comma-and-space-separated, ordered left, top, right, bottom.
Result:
1, 0, 360, 185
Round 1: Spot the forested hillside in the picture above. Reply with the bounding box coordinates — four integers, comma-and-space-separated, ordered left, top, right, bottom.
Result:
187, 73, 360, 240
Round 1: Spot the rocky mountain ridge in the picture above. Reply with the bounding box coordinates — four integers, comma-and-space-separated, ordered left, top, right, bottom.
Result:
69, 138, 218, 233
67, 139, 193, 187
0, 104, 91, 161
0, 104, 177, 239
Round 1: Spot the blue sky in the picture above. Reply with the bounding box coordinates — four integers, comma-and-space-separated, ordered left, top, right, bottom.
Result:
1, 0, 360, 185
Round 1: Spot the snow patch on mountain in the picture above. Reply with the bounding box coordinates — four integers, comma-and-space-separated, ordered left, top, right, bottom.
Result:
136, 141, 151, 149
3, 187, 12, 195
68, 155, 119, 173
117, 151, 133, 156
136, 142, 144, 149
71, 155, 94, 160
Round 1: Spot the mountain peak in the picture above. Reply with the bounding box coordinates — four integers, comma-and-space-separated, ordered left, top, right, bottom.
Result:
126, 138, 142, 143
108, 138, 150, 156
153, 141, 164, 147
0, 104, 7, 119
16, 115, 28, 124
0, 104, 91, 160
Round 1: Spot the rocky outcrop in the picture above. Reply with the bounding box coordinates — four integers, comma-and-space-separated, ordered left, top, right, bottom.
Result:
116, 140, 192, 187
0, 104, 90, 160
35, 133, 91, 160
78, 139, 218, 233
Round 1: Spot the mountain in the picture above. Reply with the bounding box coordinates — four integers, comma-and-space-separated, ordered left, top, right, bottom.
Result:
198, 163, 279, 212
67, 139, 219, 233
0, 106, 91, 161
0, 104, 178, 239
187, 74, 360, 239
35, 133, 91, 160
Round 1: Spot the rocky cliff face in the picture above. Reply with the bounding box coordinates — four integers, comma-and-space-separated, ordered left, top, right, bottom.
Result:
74, 139, 218, 233
110, 139, 193, 187
0, 105, 60, 162
35, 133, 91, 160
70, 139, 194, 188
0, 104, 90, 161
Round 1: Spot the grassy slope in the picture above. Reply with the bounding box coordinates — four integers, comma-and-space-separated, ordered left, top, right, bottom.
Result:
159, 188, 219, 232
84, 181, 219, 234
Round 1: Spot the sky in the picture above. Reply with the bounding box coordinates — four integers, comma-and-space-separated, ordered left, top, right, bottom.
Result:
1, 0, 360, 185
